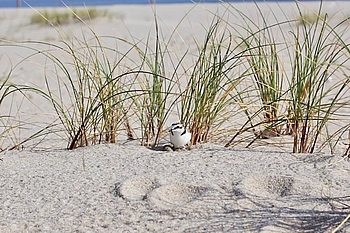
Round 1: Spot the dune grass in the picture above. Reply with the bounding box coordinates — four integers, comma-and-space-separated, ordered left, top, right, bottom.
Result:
286, 4, 349, 153
227, 3, 288, 143
40, 32, 141, 149
224, 2, 350, 154
0, 64, 56, 151
30, 7, 107, 25
180, 15, 243, 145
128, 16, 183, 147
2, 2, 350, 154
0, 73, 23, 151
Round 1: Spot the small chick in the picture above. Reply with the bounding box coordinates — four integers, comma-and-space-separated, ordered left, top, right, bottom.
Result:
169, 123, 191, 149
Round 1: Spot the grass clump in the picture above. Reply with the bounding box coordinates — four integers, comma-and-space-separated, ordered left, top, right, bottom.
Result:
15, 27, 140, 149
287, 4, 350, 153
72, 8, 106, 20
128, 14, 189, 147
297, 12, 326, 26
238, 9, 286, 140
181, 16, 242, 145
4, 2, 350, 154
30, 7, 107, 25
30, 10, 70, 25
225, 4, 291, 147
47, 38, 135, 149
225, 2, 350, 154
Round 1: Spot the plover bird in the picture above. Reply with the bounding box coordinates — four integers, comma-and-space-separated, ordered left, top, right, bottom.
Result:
169, 123, 191, 149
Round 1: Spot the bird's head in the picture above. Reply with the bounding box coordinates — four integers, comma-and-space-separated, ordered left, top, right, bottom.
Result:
169, 122, 184, 134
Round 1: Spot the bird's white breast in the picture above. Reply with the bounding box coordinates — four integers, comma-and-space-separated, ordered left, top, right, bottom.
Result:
170, 130, 191, 149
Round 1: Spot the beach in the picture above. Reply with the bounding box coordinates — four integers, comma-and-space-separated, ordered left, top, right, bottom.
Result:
1, 143, 350, 232
1, 2, 350, 232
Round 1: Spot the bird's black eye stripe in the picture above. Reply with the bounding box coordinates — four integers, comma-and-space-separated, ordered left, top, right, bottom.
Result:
173, 126, 182, 130
181, 129, 187, 136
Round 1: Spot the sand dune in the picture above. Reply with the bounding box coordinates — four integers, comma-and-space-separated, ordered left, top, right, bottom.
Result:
1, 144, 350, 232
1, 2, 350, 232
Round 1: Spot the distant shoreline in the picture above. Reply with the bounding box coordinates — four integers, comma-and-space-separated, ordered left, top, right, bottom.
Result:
0, 0, 311, 8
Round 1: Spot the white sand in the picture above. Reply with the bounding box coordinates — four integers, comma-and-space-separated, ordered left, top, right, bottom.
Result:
1, 143, 350, 232
1, 2, 350, 232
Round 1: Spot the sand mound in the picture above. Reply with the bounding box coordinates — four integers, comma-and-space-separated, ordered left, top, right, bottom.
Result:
115, 176, 157, 201
240, 175, 295, 197
146, 183, 207, 210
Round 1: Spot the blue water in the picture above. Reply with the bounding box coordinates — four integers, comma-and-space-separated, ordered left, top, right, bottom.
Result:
1, 0, 252, 8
